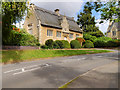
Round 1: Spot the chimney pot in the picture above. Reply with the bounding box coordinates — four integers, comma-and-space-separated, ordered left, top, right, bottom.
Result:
54, 9, 60, 16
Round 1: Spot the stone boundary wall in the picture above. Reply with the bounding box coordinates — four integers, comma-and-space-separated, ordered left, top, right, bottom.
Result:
2, 46, 40, 50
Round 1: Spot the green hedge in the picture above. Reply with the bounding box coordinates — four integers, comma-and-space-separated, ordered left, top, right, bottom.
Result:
61, 40, 70, 49
45, 39, 54, 49
70, 40, 81, 49
4, 30, 40, 46
83, 40, 94, 48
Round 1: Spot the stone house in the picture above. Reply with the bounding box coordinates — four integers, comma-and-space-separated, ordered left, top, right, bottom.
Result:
23, 4, 83, 45
107, 21, 120, 39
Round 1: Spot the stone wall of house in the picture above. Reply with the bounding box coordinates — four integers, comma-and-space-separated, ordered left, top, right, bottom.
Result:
40, 26, 83, 45
23, 6, 39, 39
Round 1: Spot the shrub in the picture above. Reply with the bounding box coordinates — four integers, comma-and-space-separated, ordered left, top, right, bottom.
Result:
94, 40, 106, 48
55, 40, 64, 49
83, 33, 97, 42
70, 40, 81, 49
45, 39, 54, 49
41, 45, 49, 49
61, 40, 70, 49
106, 40, 119, 47
3, 29, 40, 46
53, 42, 60, 49
83, 40, 94, 48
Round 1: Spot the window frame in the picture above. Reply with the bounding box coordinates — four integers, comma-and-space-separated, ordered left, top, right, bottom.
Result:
69, 33, 73, 39
47, 29, 53, 36
56, 31, 61, 37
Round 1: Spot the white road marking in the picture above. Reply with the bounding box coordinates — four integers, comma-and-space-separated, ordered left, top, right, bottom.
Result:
97, 56, 102, 57
13, 64, 51, 75
82, 58, 86, 60
13, 67, 41, 75
4, 63, 50, 74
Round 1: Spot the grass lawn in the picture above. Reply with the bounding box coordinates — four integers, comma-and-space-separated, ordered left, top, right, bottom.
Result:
2, 49, 111, 64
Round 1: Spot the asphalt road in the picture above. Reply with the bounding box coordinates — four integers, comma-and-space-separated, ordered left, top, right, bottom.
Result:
2, 50, 119, 88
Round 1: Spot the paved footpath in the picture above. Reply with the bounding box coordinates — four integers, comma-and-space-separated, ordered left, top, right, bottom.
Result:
63, 61, 118, 88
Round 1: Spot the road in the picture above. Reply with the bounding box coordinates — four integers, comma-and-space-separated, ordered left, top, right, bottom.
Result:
2, 50, 119, 88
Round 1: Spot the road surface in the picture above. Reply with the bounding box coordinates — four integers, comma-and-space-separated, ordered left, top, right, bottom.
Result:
2, 50, 119, 88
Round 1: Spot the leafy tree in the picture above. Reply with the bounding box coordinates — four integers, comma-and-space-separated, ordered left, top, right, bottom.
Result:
77, 2, 96, 32
2, 2, 29, 45
77, 2, 103, 37
94, 0, 120, 23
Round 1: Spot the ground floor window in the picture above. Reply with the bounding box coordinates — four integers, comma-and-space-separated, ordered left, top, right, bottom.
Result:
112, 31, 116, 36
56, 31, 61, 37
28, 29, 33, 35
76, 34, 79, 38
69, 33, 73, 39
47, 30, 53, 36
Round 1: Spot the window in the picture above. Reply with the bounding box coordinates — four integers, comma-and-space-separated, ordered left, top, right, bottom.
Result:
28, 29, 33, 35
76, 34, 79, 38
69, 33, 73, 38
112, 31, 116, 36
56, 31, 61, 37
47, 30, 53, 36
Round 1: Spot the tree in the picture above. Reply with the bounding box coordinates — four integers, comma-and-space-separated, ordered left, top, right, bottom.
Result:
94, 0, 119, 23
77, 2, 104, 37
2, 2, 29, 44
77, 2, 96, 32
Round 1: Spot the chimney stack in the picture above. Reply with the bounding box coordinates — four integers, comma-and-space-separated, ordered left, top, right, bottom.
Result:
54, 9, 60, 16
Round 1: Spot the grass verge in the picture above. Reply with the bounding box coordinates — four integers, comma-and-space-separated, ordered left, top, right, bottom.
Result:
2, 49, 111, 64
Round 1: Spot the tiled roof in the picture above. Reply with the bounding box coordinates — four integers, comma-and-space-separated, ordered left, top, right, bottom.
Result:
34, 6, 82, 32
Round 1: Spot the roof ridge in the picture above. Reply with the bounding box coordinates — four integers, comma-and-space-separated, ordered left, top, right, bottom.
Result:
34, 5, 74, 21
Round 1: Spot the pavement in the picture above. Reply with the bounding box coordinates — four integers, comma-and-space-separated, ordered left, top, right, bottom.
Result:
2, 49, 119, 88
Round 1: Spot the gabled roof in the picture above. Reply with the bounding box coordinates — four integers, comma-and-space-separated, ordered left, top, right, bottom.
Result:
34, 6, 82, 32
107, 22, 120, 33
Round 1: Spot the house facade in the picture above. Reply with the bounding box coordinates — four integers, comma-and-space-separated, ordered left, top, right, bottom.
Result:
107, 21, 120, 39
23, 4, 83, 45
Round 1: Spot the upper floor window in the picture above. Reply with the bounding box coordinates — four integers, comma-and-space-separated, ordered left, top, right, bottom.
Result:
112, 31, 116, 36
28, 23, 32, 29
69, 33, 73, 38
76, 34, 79, 38
47, 30, 53, 36
56, 31, 61, 37
28, 28, 33, 35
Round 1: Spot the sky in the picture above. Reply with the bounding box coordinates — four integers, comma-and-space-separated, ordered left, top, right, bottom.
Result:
16, 0, 110, 34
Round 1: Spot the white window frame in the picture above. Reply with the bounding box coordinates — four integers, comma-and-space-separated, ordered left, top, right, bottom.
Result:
69, 33, 73, 39
56, 31, 61, 37
47, 30, 53, 36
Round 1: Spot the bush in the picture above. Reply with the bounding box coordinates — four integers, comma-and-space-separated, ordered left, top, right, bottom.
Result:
55, 40, 64, 49
83, 33, 97, 42
106, 40, 119, 47
3, 29, 40, 46
94, 40, 106, 48
70, 40, 81, 49
83, 40, 94, 48
61, 40, 70, 49
45, 39, 54, 49
41, 45, 49, 49
53, 42, 60, 49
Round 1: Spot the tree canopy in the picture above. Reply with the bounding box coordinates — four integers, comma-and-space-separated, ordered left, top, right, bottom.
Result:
2, 2, 29, 44
77, 2, 104, 37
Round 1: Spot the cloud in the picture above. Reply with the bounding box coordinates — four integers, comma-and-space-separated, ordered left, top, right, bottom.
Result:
96, 19, 109, 33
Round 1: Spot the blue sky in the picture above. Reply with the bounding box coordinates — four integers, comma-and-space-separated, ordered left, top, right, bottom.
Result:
16, 1, 109, 34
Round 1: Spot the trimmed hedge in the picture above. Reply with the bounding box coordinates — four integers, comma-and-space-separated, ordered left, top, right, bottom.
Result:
70, 40, 81, 49
55, 40, 64, 49
45, 39, 54, 49
83, 40, 94, 48
61, 40, 70, 49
